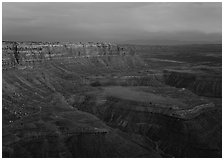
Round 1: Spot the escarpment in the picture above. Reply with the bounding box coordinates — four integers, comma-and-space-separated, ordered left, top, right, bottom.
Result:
2, 42, 144, 71
163, 69, 221, 98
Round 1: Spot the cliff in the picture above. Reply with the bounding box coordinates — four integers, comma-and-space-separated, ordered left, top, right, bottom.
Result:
163, 69, 221, 98
2, 41, 141, 70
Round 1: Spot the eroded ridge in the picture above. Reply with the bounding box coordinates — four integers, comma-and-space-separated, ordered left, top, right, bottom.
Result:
2, 41, 136, 70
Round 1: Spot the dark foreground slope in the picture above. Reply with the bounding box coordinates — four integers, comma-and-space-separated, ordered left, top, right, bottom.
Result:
2, 42, 222, 157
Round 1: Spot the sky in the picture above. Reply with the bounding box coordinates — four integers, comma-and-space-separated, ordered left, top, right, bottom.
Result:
2, 2, 222, 44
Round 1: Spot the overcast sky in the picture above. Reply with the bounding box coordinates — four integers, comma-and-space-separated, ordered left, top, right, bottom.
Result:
2, 2, 222, 43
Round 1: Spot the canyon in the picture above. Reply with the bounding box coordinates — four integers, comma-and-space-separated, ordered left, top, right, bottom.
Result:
2, 41, 222, 157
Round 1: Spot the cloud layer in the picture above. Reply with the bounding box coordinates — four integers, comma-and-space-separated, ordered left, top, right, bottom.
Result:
2, 2, 222, 43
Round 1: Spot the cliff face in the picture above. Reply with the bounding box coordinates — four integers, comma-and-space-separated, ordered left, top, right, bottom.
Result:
163, 69, 222, 98
2, 42, 140, 70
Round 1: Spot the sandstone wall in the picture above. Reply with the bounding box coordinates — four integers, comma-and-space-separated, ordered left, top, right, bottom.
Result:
163, 69, 222, 98
2, 42, 134, 70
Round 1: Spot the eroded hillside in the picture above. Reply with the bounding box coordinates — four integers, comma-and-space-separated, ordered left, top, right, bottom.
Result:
2, 42, 222, 158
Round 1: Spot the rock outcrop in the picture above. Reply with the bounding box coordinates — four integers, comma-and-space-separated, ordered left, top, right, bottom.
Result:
163, 69, 221, 98
76, 96, 221, 157
2, 41, 141, 70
